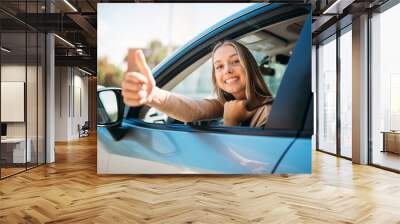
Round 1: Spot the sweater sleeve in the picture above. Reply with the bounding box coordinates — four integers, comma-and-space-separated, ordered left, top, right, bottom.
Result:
250, 103, 272, 128
149, 88, 223, 123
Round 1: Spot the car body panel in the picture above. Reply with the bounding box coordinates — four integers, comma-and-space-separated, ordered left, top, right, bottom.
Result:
99, 122, 311, 174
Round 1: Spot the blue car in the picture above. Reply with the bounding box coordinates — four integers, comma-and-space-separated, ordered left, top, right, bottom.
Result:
97, 3, 312, 174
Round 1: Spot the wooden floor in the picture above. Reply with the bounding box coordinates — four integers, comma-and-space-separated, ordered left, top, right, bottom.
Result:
0, 167, 26, 178
372, 150, 400, 171
1, 163, 45, 178
1, 135, 400, 223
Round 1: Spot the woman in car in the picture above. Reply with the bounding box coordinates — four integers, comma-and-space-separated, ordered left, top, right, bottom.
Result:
121, 40, 273, 128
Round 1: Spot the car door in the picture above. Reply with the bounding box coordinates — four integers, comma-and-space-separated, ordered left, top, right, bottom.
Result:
98, 3, 312, 174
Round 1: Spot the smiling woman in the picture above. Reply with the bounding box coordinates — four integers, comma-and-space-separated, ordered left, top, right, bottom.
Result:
211, 40, 274, 126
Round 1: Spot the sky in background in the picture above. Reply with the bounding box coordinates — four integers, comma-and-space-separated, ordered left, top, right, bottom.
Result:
98, 3, 253, 67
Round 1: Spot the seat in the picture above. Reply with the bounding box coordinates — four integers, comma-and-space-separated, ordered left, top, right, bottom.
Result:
79, 121, 90, 138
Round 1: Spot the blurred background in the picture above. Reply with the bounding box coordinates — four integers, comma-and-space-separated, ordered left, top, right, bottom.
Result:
97, 3, 253, 88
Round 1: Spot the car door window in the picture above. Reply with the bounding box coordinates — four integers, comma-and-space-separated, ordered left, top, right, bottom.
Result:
245, 49, 288, 97
238, 15, 306, 96
171, 59, 214, 99
142, 14, 307, 126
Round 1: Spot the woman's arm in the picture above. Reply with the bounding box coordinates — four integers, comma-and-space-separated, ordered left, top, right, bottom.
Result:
148, 87, 223, 122
122, 49, 223, 123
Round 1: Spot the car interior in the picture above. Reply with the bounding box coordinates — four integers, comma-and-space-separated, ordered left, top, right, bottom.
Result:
139, 15, 307, 127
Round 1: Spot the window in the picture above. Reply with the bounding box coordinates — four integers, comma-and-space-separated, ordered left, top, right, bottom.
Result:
172, 59, 214, 99
142, 15, 306, 126
317, 36, 337, 154
371, 3, 400, 171
339, 27, 352, 158
0, 2, 46, 179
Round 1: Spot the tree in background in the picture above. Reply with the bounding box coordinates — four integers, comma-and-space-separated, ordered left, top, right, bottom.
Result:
145, 40, 170, 68
124, 40, 178, 69
98, 39, 178, 87
97, 57, 123, 88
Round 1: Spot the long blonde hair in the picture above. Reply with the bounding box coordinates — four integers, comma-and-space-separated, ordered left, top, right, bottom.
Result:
211, 40, 273, 104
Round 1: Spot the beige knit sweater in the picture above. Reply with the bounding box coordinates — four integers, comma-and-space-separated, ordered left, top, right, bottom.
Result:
148, 88, 272, 128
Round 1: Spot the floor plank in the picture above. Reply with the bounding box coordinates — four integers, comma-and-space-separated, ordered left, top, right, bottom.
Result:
1, 135, 400, 223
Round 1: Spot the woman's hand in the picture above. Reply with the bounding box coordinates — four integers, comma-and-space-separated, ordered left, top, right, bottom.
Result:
223, 100, 256, 126
122, 49, 156, 107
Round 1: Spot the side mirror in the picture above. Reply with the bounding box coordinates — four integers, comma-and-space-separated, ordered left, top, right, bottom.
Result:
97, 88, 124, 126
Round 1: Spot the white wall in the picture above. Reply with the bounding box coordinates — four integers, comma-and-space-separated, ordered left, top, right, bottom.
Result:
54, 67, 89, 141
54, 67, 69, 141
1, 65, 26, 140
1, 65, 38, 138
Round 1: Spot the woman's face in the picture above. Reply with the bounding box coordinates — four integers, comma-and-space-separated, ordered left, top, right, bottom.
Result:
213, 44, 246, 100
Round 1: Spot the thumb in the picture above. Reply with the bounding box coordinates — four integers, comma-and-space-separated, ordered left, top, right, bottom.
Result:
126, 48, 136, 72
133, 49, 153, 81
